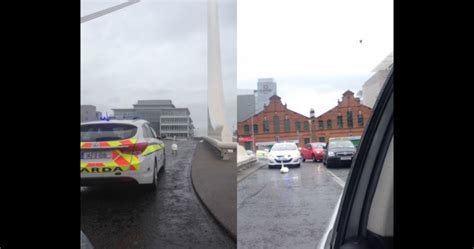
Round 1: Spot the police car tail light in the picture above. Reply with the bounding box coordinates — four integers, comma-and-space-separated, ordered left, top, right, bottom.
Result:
120, 143, 148, 155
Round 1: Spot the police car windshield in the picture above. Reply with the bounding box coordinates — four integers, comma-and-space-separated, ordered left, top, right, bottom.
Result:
81, 124, 137, 142
271, 143, 297, 151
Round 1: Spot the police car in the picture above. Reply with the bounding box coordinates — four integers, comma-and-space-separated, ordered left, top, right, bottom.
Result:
80, 119, 166, 190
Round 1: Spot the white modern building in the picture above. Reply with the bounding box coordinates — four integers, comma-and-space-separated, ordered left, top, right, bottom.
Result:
113, 100, 194, 139
362, 52, 393, 108
160, 108, 194, 139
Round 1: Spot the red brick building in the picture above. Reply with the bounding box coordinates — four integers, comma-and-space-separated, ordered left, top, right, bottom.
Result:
237, 95, 311, 150
310, 90, 372, 142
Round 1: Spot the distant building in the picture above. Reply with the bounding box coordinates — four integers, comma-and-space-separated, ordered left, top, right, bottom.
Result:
311, 91, 372, 142
95, 111, 102, 119
238, 95, 310, 150
81, 105, 97, 123
237, 94, 256, 122
160, 108, 194, 139
362, 52, 393, 108
113, 100, 194, 139
255, 78, 277, 113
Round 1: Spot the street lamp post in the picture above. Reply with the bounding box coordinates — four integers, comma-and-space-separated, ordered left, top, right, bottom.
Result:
248, 103, 255, 152
309, 119, 312, 143
296, 130, 300, 147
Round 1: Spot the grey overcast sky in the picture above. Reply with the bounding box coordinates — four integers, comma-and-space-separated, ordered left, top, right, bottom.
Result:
81, 0, 236, 136
237, 0, 393, 117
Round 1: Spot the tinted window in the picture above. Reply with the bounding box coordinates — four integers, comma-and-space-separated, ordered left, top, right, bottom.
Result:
329, 140, 355, 149
81, 124, 137, 142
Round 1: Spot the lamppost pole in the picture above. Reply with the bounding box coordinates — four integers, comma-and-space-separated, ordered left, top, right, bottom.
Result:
81, 0, 140, 24
248, 103, 255, 152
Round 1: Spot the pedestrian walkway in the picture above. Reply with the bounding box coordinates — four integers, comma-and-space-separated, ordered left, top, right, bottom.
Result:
191, 140, 236, 240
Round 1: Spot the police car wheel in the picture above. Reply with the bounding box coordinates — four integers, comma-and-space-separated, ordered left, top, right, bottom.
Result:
145, 161, 158, 191
161, 154, 166, 171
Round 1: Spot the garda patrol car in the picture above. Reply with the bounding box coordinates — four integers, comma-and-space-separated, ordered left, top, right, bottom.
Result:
80, 119, 165, 190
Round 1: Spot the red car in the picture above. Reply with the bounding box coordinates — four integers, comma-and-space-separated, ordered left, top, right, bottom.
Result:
301, 142, 326, 162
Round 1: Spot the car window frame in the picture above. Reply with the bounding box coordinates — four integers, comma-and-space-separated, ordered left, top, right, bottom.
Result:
141, 124, 152, 138
330, 68, 394, 249
147, 124, 158, 139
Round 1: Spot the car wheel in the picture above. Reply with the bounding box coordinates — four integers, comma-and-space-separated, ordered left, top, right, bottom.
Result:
302, 157, 306, 162
161, 152, 166, 172
312, 154, 316, 162
326, 161, 332, 168
145, 161, 158, 191
323, 160, 327, 166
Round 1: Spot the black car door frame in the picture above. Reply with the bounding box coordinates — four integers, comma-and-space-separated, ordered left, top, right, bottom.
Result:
330, 68, 394, 249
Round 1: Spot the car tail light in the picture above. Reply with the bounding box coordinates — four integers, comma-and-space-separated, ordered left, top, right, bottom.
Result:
120, 143, 149, 155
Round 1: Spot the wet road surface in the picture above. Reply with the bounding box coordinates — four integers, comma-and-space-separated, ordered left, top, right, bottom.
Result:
237, 161, 350, 249
81, 140, 235, 249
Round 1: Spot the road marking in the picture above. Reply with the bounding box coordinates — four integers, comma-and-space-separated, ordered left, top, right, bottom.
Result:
317, 194, 342, 249
326, 168, 345, 188
237, 161, 267, 183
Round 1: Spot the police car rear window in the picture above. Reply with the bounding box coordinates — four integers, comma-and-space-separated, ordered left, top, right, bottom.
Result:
81, 124, 138, 142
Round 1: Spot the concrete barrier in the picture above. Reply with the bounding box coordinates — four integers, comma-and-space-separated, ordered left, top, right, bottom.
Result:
237, 144, 257, 168
202, 136, 237, 161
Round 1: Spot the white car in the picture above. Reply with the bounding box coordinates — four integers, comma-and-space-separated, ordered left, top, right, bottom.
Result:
267, 142, 302, 168
80, 119, 166, 190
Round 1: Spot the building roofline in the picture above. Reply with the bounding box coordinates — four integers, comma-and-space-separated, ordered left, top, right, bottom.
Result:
314, 103, 372, 119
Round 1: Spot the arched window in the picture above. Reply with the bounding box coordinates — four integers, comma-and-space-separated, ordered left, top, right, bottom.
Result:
263, 117, 270, 133
347, 109, 353, 128
358, 111, 364, 127
284, 115, 290, 132
303, 120, 309, 131
253, 124, 259, 134
273, 115, 280, 133
295, 121, 302, 132
337, 112, 343, 128
319, 120, 324, 129
243, 124, 250, 135
327, 120, 332, 129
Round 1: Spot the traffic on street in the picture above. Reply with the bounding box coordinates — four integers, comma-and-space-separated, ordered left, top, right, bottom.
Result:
237, 159, 350, 249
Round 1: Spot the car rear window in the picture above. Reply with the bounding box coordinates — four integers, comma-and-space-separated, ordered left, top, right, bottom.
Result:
81, 123, 138, 142
312, 143, 324, 149
329, 140, 355, 148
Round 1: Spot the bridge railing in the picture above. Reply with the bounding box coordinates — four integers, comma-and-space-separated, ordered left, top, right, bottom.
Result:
202, 136, 237, 161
